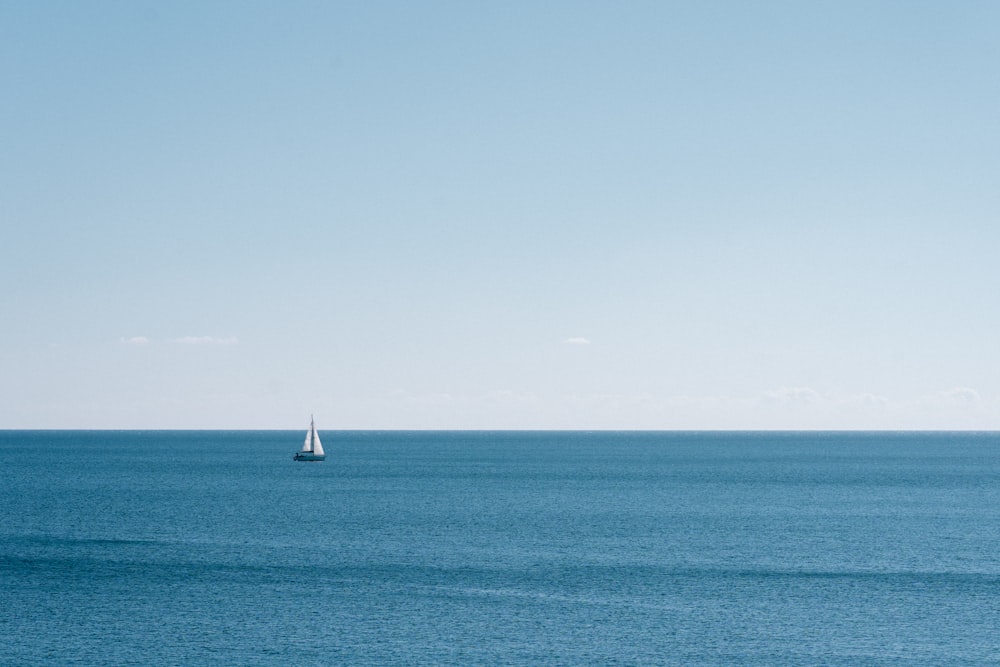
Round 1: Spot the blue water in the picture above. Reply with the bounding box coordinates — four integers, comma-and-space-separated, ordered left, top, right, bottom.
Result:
2, 431, 1000, 665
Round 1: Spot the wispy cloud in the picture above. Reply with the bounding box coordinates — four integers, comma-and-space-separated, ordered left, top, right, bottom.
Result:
565, 337, 591, 345
172, 336, 239, 345
761, 386, 823, 404
938, 387, 981, 404
120, 336, 150, 345
842, 392, 890, 408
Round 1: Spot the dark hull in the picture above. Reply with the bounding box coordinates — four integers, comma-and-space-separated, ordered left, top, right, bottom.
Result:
293, 452, 325, 462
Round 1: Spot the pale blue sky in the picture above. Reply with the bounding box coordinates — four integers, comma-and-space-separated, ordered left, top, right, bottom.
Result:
3, 1, 998, 429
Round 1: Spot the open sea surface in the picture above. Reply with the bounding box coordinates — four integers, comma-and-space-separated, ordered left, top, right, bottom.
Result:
2, 430, 1000, 665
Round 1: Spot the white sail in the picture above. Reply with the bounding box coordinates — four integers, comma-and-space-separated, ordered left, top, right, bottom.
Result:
303, 420, 314, 452
311, 426, 324, 456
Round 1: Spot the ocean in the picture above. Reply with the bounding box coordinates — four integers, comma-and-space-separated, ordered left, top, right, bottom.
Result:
2, 430, 999, 665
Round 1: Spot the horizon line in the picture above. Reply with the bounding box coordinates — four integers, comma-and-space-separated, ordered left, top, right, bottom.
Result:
4, 428, 1000, 433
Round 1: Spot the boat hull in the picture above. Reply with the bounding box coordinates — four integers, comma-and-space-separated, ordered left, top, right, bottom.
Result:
293, 452, 325, 462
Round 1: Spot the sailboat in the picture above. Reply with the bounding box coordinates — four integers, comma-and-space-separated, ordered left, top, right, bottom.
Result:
293, 416, 326, 461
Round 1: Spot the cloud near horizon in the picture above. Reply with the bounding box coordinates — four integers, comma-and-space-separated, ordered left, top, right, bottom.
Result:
762, 386, 823, 404
120, 336, 150, 345
936, 387, 981, 404
565, 337, 591, 345
326, 386, 1000, 430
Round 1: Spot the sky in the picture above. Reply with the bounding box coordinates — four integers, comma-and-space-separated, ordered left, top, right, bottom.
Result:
2, 1, 999, 429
